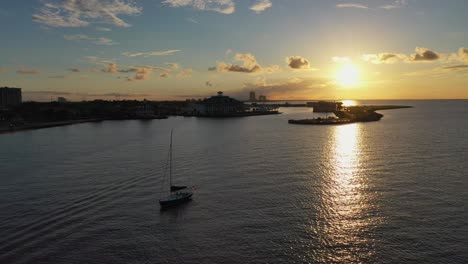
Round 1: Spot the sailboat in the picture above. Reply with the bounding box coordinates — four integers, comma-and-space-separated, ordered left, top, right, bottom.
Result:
159, 130, 193, 209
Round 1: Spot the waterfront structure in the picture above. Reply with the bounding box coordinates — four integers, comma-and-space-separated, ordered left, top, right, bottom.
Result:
307, 101, 343, 112
135, 100, 155, 118
249, 91, 256, 102
185, 91, 245, 116
0, 87, 22, 110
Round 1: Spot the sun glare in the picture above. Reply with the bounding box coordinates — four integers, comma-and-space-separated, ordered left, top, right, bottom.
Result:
342, 100, 357, 107
336, 63, 360, 87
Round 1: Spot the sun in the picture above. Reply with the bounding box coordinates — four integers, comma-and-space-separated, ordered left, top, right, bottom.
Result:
336, 63, 360, 87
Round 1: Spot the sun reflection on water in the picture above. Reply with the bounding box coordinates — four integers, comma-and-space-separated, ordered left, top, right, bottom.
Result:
311, 124, 378, 263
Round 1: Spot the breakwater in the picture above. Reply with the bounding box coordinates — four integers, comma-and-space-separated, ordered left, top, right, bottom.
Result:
289, 105, 412, 125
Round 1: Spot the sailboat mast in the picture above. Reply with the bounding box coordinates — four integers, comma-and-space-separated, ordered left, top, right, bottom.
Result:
169, 129, 173, 187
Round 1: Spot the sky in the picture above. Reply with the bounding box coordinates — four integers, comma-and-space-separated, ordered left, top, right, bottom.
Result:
0, 0, 467, 101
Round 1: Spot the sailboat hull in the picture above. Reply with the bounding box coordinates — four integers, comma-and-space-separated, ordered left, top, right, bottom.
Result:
159, 192, 193, 208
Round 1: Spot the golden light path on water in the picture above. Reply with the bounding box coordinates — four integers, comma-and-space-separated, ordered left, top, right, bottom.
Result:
311, 124, 378, 263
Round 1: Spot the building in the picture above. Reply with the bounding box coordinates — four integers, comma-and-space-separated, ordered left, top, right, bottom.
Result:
307, 101, 343, 112
185, 91, 245, 116
135, 100, 155, 118
57, 97, 67, 103
249, 91, 256, 102
0, 87, 22, 110
258, 95, 267, 102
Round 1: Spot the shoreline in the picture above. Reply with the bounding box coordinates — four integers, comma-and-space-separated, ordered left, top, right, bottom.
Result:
0, 112, 280, 134
0, 119, 105, 134
0, 116, 173, 134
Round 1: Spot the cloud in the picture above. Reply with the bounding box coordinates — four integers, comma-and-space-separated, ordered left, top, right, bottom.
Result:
409, 47, 440, 62
215, 53, 280, 74
362, 53, 407, 64
64, 34, 88, 40
48, 75, 67, 78
166, 63, 180, 70
122, 50, 180, 57
186, 17, 199, 24
68, 68, 80, 72
151, 66, 172, 72
460, 48, 468, 62
332, 56, 351, 63
84, 56, 120, 70
336, 3, 369, 9
64, 34, 118, 45
232, 77, 332, 100
442, 65, 468, 70
250, 0, 272, 13
264, 64, 281, 73
24, 91, 72, 95
84, 56, 99, 63
95, 38, 117, 45
206, 80, 213, 87
337, 1, 408, 10
91, 92, 151, 97
380, 0, 407, 10
177, 68, 193, 78
98, 61, 192, 81
0, 67, 5, 73
449, 47, 468, 63
287, 56, 310, 69
23, 90, 151, 101
362, 47, 441, 64
131, 67, 152, 81
162, 0, 235, 14
92, 92, 150, 97
95, 27, 112, 31
102, 63, 119, 73
404, 67, 456, 77
17, 69, 40, 74
33, 0, 141, 28
139, 64, 185, 74
103, 64, 153, 81
217, 53, 262, 73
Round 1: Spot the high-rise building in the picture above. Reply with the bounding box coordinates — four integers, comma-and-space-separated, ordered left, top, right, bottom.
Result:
0, 87, 22, 110
258, 95, 267, 102
249, 91, 256, 102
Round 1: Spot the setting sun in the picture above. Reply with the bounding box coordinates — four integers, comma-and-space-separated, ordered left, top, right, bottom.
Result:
336, 63, 360, 87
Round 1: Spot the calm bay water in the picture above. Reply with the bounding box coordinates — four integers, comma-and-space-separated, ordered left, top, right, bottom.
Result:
1, 100, 467, 263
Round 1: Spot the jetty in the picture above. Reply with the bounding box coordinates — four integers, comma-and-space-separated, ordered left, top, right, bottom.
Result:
289, 105, 412, 125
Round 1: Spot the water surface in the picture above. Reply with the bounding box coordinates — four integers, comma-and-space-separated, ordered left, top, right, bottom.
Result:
1, 100, 467, 263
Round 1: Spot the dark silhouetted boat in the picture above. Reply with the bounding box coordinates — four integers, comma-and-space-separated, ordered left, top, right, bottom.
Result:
159, 130, 193, 209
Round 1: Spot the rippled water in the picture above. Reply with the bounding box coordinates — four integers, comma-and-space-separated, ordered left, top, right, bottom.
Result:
1, 100, 467, 263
